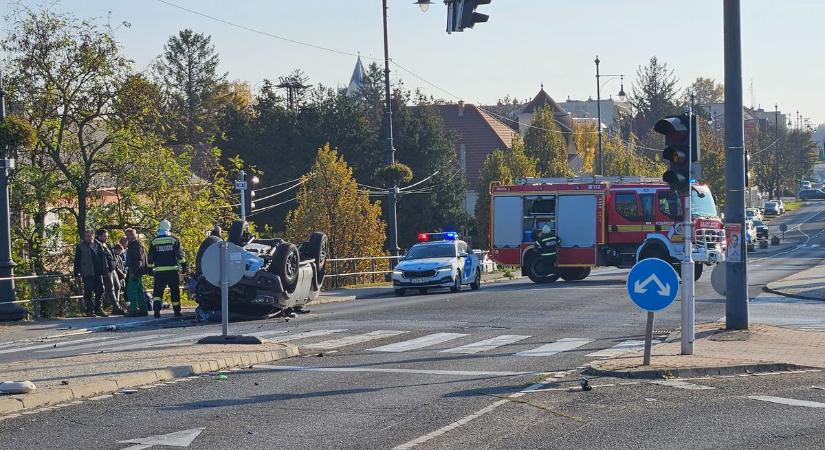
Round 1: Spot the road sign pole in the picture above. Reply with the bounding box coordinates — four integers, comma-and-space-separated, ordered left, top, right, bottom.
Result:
237, 170, 247, 221
643, 311, 655, 366
221, 240, 229, 337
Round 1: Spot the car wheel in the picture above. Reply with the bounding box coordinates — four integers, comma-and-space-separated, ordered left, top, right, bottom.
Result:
195, 235, 221, 275
306, 232, 328, 270
470, 270, 481, 290
394, 288, 406, 297
450, 271, 462, 293
272, 243, 300, 289
694, 263, 703, 281
228, 220, 248, 245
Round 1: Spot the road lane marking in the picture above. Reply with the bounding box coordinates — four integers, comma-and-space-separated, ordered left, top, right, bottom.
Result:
263, 329, 348, 343
748, 395, 825, 408
515, 338, 592, 357
440, 335, 531, 354
586, 339, 661, 358
0, 335, 115, 355
369, 333, 467, 352
247, 330, 289, 338
114, 333, 213, 351
304, 330, 407, 350
650, 380, 715, 390
35, 334, 167, 353
255, 364, 534, 377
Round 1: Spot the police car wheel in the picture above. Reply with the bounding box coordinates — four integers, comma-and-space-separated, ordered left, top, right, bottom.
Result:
470, 270, 481, 290
450, 271, 462, 293
273, 243, 300, 289
394, 288, 406, 297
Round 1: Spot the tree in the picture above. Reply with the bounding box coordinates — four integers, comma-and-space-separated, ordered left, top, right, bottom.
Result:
524, 106, 568, 176
154, 29, 226, 146
682, 77, 724, 108
630, 57, 680, 137
285, 144, 386, 261
573, 121, 598, 174
697, 120, 726, 206
2, 8, 132, 242
601, 133, 665, 177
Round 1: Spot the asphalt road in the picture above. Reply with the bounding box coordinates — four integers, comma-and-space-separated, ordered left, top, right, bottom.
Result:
2, 200, 825, 449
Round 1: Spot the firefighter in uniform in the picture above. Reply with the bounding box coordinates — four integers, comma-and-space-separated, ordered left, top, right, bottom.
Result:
534, 223, 560, 272
147, 219, 187, 318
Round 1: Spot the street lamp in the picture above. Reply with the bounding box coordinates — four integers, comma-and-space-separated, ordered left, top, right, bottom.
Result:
414, 0, 434, 12
594, 56, 625, 176
0, 69, 26, 321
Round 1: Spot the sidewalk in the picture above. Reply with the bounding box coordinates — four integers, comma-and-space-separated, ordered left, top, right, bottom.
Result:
587, 322, 825, 379
0, 341, 299, 415
764, 262, 825, 301
314, 271, 521, 305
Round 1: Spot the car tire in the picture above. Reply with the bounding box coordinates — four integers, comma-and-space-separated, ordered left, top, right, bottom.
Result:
450, 271, 462, 293
195, 235, 221, 275
272, 243, 300, 289
694, 263, 703, 281
306, 232, 329, 271
470, 270, 481, 290
559, 267, 590, 281
394, 288, 406, 297
228, 220, 248, 245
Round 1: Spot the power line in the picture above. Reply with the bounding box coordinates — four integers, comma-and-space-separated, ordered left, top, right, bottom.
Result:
252, 179, 306, 205
253, 177, 302, 192
400, 170, 440, 191
247, 197, 297, 217
154, 0, 382, 61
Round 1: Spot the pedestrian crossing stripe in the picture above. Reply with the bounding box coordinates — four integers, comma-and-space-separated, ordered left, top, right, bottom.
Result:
514, 338, 592, 357
369, 333, 467, 353
585, 339, 662, 358
36, 334, 168, 353
304, 330, 408, 350
440, 335, 531, 355
252, 329, 348, 342
0, 335, 114, 355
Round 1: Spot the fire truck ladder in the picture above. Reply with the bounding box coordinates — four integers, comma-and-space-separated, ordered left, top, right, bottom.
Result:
515, 176, 664, 185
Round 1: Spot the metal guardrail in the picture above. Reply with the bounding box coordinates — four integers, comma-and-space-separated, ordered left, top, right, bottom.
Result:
323, 255, 403, 288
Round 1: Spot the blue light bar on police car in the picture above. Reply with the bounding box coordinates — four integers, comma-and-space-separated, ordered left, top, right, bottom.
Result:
418, 232, 459, 242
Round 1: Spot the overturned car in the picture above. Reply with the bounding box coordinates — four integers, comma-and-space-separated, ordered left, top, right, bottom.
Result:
187, 220, 328, 317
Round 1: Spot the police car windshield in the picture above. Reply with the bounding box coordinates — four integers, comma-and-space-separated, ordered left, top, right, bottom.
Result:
405, 243, 456, 260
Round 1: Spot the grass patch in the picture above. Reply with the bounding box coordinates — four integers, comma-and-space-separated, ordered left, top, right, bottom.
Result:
783, 200, 802, 212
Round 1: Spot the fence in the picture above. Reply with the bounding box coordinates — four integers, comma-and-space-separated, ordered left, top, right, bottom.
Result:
323, 255, 403, 289
0, 273, 83, 319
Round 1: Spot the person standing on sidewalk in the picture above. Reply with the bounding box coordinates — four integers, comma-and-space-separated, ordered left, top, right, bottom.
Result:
147, 220, 187, 318
124, 228, 149, 317
73, 229, 105, 317
96, 229, 126, 316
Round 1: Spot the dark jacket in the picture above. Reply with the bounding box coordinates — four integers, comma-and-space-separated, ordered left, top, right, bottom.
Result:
126, 239, 148, 279
73, 241, 102, 277
96, 240, 116, 274
148, 235, 186, 273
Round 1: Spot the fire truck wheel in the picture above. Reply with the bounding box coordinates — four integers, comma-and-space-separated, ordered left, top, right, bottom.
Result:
694, 263, 703, 281
559, 267, 590, 281
527, 257, 559, 283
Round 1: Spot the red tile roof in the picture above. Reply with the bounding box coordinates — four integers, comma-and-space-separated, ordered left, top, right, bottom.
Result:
434, 103, 517, 188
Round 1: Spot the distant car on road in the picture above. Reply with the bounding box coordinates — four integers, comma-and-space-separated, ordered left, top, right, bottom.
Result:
763, 201, 781, 216
744, 220, 757, 250
745, 208, 762, 221
798, 189, 825, 201
752, 219, 769, 240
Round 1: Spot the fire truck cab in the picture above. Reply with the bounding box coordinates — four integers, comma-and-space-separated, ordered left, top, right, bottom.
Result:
489, 176, 725, 283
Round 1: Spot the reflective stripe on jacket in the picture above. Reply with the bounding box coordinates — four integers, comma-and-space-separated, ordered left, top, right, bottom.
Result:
148, 235, 185, 272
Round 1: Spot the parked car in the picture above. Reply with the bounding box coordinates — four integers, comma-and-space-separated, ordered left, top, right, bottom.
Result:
801, 180, 812, 189
763, 201, 781, 216
745, 208, 762, 221
752, 219, 769, 240
798, 189, 825, 201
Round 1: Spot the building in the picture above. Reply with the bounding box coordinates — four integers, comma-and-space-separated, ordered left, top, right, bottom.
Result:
433, 102, 517, 213
558, 96, 631, 133
345, 55, 367, 97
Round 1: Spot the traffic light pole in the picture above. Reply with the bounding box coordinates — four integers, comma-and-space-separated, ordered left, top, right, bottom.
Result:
382, 0, 400, 258
681, 108, 695, 356
723, 0, 749, 329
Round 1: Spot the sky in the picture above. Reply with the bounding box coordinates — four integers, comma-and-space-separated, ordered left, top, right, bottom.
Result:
4, 0, 824, 126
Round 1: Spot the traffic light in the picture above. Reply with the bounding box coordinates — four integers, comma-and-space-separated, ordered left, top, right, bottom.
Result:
654, 113, 699, 192
446, 0, 491, 33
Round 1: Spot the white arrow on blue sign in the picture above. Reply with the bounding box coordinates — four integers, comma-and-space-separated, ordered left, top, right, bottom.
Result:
626, 258, 679, 311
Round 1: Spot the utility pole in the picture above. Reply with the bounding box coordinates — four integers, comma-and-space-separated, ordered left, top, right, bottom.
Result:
724, 0, 749, 330
382, 0, 399, 257
0, 69, 26, 321
595, 56, 603, 176
236, 170, 248, 221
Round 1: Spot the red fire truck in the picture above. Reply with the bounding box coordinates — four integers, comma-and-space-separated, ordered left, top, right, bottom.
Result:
488, 176, 725, 283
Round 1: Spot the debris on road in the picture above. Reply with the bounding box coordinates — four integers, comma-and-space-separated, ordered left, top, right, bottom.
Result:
0, 380, 36, 394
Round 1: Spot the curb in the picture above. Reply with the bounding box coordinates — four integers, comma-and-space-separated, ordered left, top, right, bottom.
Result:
761, 285, 825, 302
0, 343, 299, 415
584, 362, 815, 380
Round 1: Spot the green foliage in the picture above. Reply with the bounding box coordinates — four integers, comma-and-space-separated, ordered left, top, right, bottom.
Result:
630, 56, 680, 135
0, 114, 37, 150
573, 121, 598, 174
374, 163, 413, 187
601, 133, 665, 177
523, 106, 568, 176
286, 144, 386, 260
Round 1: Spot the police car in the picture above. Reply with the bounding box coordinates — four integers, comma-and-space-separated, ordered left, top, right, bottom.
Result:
391, 232, 481, 296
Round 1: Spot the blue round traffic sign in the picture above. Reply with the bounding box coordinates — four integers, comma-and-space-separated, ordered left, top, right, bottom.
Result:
626, 258, 679, 311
